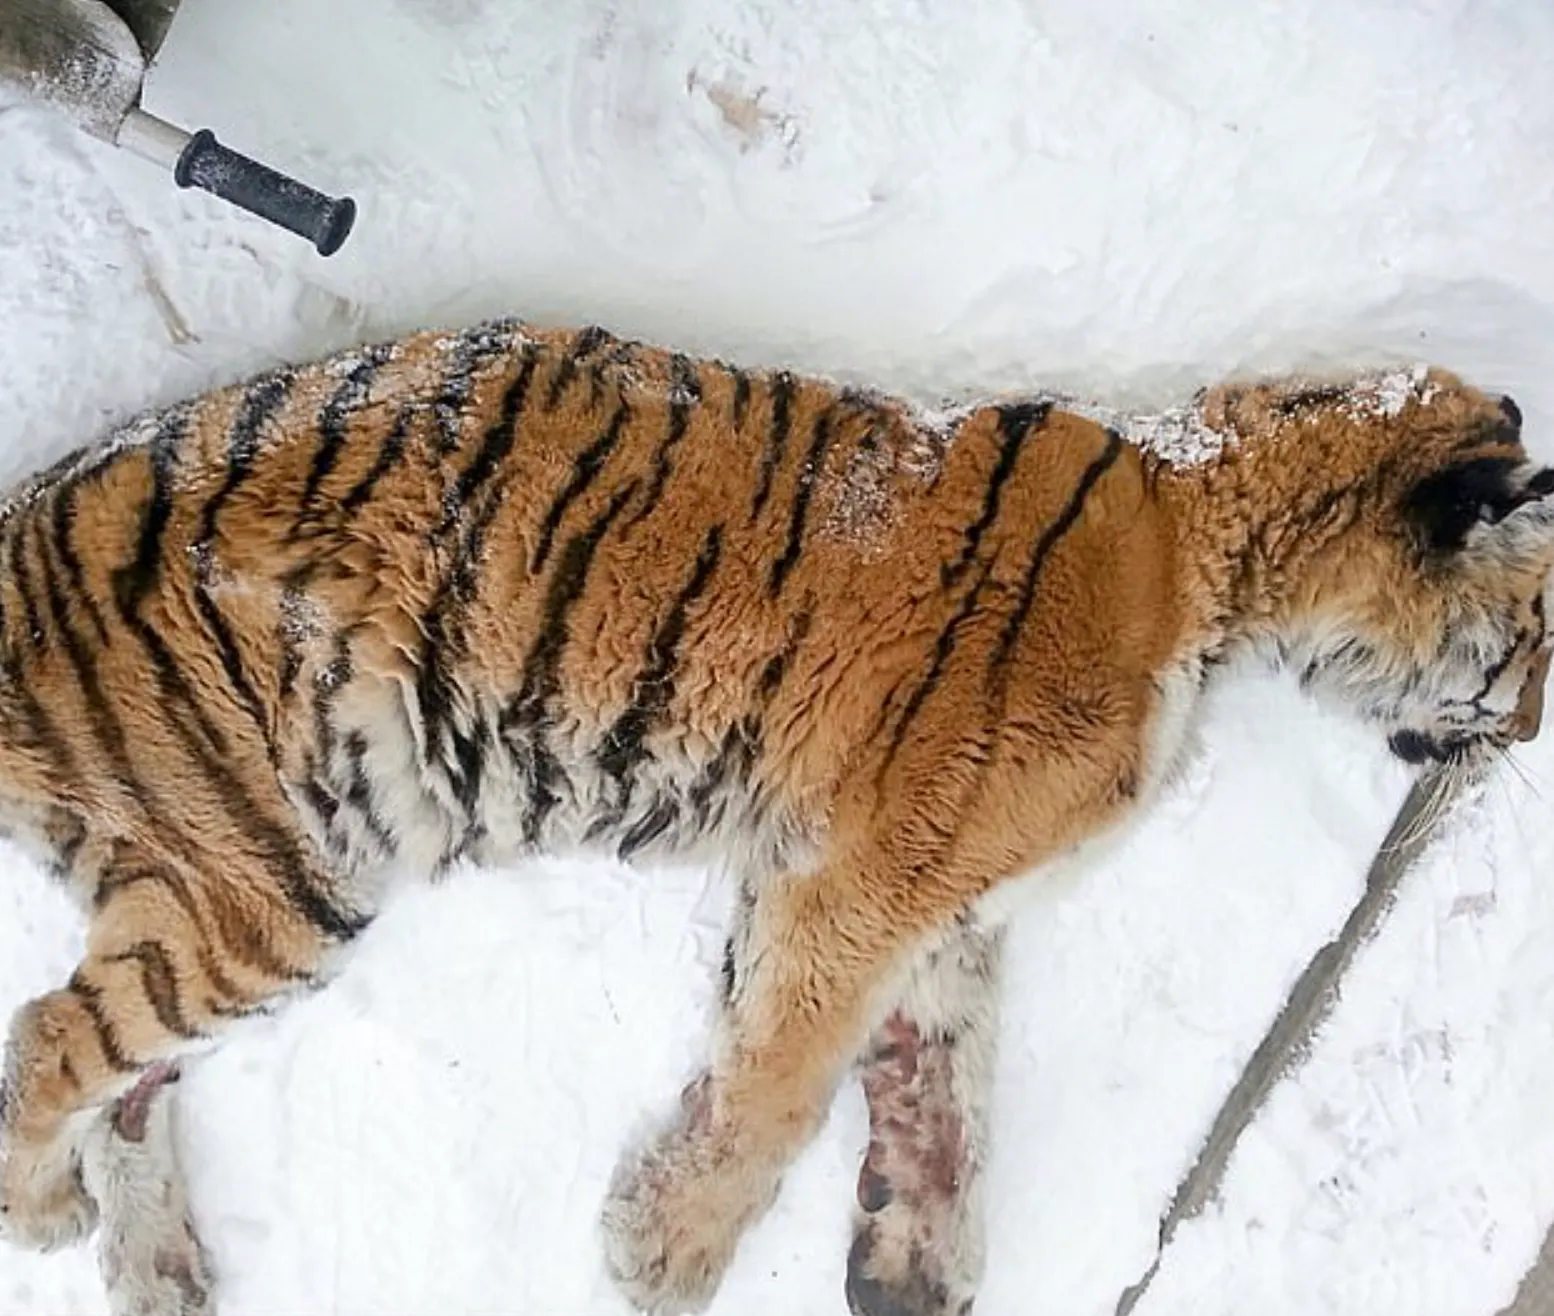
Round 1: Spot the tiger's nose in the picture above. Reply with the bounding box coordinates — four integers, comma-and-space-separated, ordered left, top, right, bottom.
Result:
1511, 645, 1551, 742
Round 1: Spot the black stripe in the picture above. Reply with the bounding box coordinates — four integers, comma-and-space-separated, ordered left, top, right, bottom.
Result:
7, 676, 79, 785
341, 405, 413, 516
623, 355, 699, 533
342, 729, 399, 855
532, 402, 629, 572
297, 344, 394, 524
3, 443, 95, 525
596, 525, 724, 820
500, 479, 640, 845
878, 555, 1000, 780
308, 635, 403, 857
7, 514, 47, 651
50, 477, 109, 644
768, 404, 837, 596
112, 408, 185, 616
988, 432, 1124, 685
297, 763, 342, 849
192, 370, 295, 734
106, 940, 203, 1039
67, 973, 138, 1072
689, 719, 758, 829
617, 797, 679, 860
731, 368, 753, 432
432, 319, 526, 454
310, 639, 351, 772
0, 507, 76, 772
439, 346, 538, 537
93, 862, 310, 987
751, 372, 795, 520
417, 410, 523, 821
545, 324, 612, 410
1470, 628, 1527, 707
943, 401, 1050, 587
35, 507, 152, 808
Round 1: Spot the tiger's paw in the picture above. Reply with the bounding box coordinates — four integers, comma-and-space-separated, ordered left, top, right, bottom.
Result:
98, 1210, 214, 1316
0, 1122, 98, 1252
600, 1075, 779, 1314
845, 1215, 975, 1316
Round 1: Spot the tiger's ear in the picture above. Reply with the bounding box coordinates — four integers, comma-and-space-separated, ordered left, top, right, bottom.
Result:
1403, 457, 1554, 553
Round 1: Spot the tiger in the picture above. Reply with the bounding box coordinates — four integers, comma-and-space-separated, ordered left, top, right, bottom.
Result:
0, 316, 1548, 1316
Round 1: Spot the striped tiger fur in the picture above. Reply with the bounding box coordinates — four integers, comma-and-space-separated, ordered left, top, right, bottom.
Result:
0, 318, 1549, 1316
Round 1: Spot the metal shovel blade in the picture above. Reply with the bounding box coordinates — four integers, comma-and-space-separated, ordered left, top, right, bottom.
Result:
0, 0, 146, 141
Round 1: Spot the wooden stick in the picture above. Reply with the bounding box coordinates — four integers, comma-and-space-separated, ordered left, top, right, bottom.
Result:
1114, 767, 1463, 1316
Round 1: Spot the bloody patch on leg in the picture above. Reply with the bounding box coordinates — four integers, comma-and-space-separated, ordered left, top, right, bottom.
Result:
110, 1062, 179, 1145
848, 1012, 975, 1316
858, 1014, 965, 1217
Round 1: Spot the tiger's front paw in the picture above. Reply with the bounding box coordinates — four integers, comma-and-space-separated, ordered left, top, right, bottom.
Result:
600, 1075, 780, 1314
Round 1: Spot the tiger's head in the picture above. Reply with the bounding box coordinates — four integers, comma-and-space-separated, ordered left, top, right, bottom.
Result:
1189, 368, 1554, 770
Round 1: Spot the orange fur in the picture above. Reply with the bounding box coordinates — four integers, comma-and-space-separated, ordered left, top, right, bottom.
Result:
0, 321, 1548, 1315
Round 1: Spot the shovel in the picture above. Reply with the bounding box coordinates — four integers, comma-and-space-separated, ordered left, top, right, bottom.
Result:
1, 0, 356, 255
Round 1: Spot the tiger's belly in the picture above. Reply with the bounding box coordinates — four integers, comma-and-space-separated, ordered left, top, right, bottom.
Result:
274, 664, 810, 892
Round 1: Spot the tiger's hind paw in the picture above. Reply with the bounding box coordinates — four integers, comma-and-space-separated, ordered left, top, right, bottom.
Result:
0, 1091, 97, 1253
0, 1150, 97, 1253
845, 1220, 975, 1316
600, 1074, 778, 1314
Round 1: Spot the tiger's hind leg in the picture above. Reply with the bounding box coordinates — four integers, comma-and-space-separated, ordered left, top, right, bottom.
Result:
847, 923, 1003, 1316
0, 837, 356, 1276
80, 1065, 214, 1316
600, 841, 972, 1314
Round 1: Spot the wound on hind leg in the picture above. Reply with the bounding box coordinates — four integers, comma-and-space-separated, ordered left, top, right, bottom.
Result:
858, 1012, 970, 1219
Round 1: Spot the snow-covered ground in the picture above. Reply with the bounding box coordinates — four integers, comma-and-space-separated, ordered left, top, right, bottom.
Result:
2, 1, 1553, 1313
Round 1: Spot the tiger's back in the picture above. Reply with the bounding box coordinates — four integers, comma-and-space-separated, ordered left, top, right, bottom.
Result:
0, 318, 1180, 915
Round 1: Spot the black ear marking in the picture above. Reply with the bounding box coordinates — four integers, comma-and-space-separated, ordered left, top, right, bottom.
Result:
1500, 395, 1523, 430
1403, 455, 1526, 552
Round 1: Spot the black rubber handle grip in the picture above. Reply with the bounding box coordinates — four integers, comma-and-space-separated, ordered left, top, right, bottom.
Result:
174, 129, 357, 257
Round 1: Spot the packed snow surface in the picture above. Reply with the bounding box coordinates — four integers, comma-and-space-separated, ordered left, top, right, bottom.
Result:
2, 1, 1554, 1313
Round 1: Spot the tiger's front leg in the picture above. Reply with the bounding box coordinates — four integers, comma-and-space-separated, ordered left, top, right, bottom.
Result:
599, 841, 977, 1315
848, 922, 1004, 1316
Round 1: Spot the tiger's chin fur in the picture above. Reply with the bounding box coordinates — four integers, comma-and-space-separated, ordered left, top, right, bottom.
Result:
0, 319, 1548, 1316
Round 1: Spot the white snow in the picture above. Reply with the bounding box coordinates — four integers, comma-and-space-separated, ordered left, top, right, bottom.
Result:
2, 1, 1554, 1314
